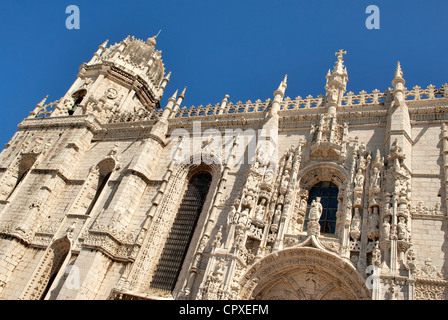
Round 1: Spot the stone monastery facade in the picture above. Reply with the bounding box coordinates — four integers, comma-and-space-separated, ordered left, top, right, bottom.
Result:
0, 35, 447, 300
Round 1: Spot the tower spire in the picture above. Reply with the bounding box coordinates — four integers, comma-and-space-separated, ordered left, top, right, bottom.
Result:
325, 49, 349, 114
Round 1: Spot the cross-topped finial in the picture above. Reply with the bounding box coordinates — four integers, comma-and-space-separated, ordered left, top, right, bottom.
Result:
335, 49, 347, 60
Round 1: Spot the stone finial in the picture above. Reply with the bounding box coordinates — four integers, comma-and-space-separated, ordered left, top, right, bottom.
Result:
37, 95, 48, 107
164, 71, 171, 81
274, 74, 288, 98
100, 39, 109, 49
336, 49, 347, 60
394, 61, 404, 80
392, 61, 406, 105
146, 30, 161, 47
333, 49, 347, 74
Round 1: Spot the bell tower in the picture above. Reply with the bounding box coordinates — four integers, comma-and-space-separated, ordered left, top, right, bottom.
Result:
34, 34, 171, 121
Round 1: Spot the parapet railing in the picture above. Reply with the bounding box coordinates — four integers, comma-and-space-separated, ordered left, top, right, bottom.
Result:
33, 83, 448, 122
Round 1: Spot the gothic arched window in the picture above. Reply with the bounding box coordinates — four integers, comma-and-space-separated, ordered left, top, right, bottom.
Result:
85, 170, 112, 216
304, 181, 339, 234
5, 159, 35, 201
150, 171, 212, 293
68, 89, 86, 115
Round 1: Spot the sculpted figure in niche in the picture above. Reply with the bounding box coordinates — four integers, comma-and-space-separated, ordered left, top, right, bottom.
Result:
367, 206, 380, 240
280, 170, 290, 194
63, 97, 74, 111
256, 146, 269, 167
350, 207, 361, 240
397, 217, 409, 241
242, 192, 254, 209
381, 216, 391, 240
255, 199, 266, 221
245, 175, 257, 192
228, 206, 237, 225
309, 197, 323, 221
355, 169, 364, 189
371, 167, 381, 189
299, 196, 308, 213
238, 208, 250, 227
272, 204, 282, 226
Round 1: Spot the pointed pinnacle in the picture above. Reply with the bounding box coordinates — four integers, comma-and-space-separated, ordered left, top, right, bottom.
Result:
170, 89, 178, 99
179, 86, 187, 99
37, 95, 48, 106
165, 71, 172, 81
394, 61, 404, 79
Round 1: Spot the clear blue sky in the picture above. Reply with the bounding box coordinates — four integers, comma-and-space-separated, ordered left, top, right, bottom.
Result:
0, 0, 447, 146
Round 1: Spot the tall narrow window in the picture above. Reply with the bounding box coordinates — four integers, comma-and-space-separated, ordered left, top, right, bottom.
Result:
85, 171, 111, 216
68, 90, 86, 115
304, 181, 339, 234
21, 236, 71, 300
150, 172, 212, 292
5, 160, 34, 201
6, 169, 29, 200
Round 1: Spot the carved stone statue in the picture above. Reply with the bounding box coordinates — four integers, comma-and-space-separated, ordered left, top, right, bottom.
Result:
355, 169, 364, 189
280, 170, 290, 194
397, 217, 409, 241
309, 197, 323, 221
367, 206, 380, 240
372, 242, 381, 267
381, 216, 391, 240
350, 208, 361, 240
255, 199, 266, 221
228, 206, 237, 225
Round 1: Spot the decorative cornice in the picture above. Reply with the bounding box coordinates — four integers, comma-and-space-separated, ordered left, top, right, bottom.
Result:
18, 115, 103, 133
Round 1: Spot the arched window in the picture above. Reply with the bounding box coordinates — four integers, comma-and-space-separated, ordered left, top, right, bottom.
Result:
5, 159, 35, 201
7, 169, 29, 200
304, 181, 339, 234
150, 171, 212, 293
68, 90, 86, 115
85, 170, 112, 216
21, 236, 71, 300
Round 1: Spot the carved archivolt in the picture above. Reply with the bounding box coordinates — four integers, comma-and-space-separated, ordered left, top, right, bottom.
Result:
297, 162, 349, 191
239, 247, 371, 300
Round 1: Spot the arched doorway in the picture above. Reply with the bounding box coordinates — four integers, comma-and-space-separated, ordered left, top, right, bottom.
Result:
239, 247, 371, 300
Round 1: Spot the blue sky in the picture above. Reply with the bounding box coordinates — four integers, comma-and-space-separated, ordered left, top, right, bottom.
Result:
0, 0, 447, 146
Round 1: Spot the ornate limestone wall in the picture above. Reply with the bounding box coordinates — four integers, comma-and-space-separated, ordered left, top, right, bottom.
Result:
0, 39, 447, 300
